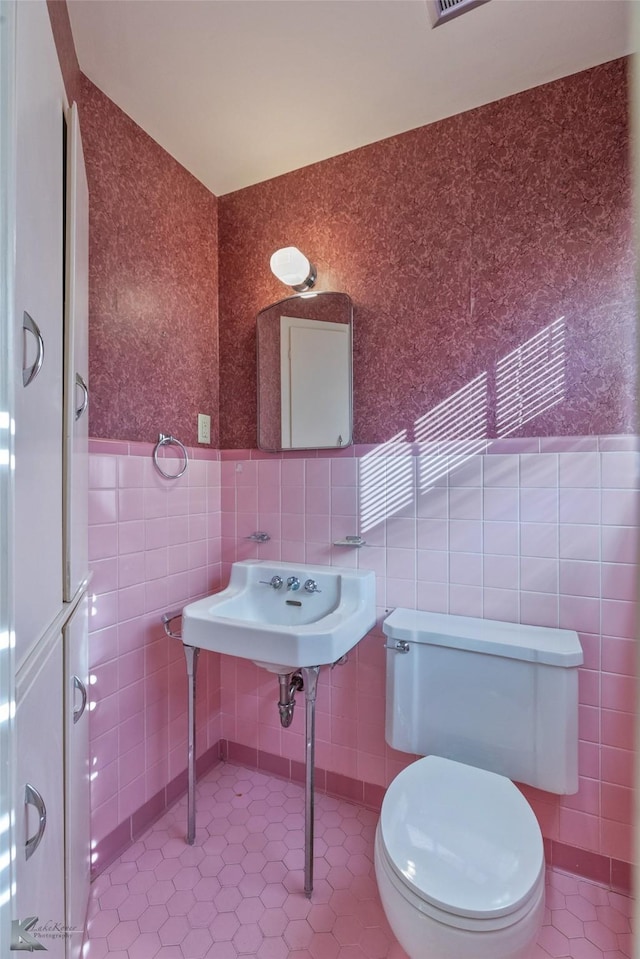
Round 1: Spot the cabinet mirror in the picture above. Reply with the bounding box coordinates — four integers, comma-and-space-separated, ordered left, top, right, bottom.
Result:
257, 292, 353, 452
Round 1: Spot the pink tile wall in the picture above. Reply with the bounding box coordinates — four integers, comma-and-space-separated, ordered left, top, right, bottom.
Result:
87, 434, 636, 872
218, 436, 638, 865
88, 440, 223, 866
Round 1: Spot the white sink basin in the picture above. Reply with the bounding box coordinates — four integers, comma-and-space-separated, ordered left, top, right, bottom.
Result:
182, 560, 376, 672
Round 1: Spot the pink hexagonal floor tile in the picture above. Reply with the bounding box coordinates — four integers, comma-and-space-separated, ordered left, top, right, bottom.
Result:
126, 931, 162, 958
608, 892, 633, 918
97, 885, 129, 911
546, 885, 568, 910
145, 880, 176, 905
232, 921, 264, 955
219, 863, 245, 886
86, 908, 120, 940
308, 931, 340, 959
565, 894, 598, 923
359, 926, 393, 959
181, 927, 213, 958
187, 901, 215, 929
117, 892, 149, 921
235, 895, 265, 925
259, 906, 289, 938
256, 935, 290, 959
165, 888, 196, 917
300, 904, 333, 935
214, 885, 243, 914
582, 919, 621, 951
595, 905, 631, 934
158, 915, 191, 947
126, 870, 159, 896
153, 857, 182, 882
238, 872, 267, 898
105, 920, 140, 952
552, 907, 587, 939
618, 932, 632, 957
209, 911, 240, 942
82, 761, 633, 959
538, 923, 572, 958
333, 913, 365, 946
138, 904, 169, 934
569, 937, 605, 959
260, 883, 288, 910
284, 918, 314, 950
577, 882, 611, 906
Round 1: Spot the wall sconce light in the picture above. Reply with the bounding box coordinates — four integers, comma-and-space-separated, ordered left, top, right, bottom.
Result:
270, 247, 317, 292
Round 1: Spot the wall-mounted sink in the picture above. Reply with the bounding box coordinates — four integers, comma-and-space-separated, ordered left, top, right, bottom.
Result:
182, 560, 376, 672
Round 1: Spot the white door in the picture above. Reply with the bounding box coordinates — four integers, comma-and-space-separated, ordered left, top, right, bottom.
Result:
64, 594, 90, 959
14, 635, 65, 959
14, 0, 66, 666
280, 316, 351, 448
63, 103, 89, 601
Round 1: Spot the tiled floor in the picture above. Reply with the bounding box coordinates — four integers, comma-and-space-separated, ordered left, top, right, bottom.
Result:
83, 763, 633, 959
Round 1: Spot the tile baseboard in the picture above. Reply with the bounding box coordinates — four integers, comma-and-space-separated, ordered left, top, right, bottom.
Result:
90, 742, 223, 880
91, 739, 633, 896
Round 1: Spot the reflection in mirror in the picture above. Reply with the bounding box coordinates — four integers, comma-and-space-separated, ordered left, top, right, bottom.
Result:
257, 292, 353, 452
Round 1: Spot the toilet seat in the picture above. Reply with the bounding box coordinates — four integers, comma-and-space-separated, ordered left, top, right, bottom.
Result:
378, 756, 544, 928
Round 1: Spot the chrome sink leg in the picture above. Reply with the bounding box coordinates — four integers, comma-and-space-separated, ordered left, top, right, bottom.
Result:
301, 665, 320, 898
184, 644, 200, 844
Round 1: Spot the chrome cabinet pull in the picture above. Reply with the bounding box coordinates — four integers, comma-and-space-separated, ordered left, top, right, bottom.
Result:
24, 783, 47, 861
75, 372, 88, 421
73, 674, 87, 724
22, 312, 44, 387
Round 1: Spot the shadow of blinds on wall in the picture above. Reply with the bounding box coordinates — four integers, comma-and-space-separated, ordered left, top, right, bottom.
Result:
495, 317, 566, 437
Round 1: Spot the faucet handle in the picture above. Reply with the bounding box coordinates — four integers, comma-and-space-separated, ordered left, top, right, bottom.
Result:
304, 579, 321, 593
286, 576, 301, 591
260, 575, 283, 589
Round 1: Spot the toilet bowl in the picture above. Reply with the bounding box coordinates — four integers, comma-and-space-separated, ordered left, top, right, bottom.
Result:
376, 608, 582, 959
375, 756, 545, 959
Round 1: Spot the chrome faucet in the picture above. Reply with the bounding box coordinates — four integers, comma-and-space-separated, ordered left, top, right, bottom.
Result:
304, 579, 321, 593
286, 576, 301, 591
260, 575, 283, 590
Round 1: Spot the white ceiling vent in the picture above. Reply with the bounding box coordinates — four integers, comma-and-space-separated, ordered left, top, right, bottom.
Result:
429, 0, 491, 27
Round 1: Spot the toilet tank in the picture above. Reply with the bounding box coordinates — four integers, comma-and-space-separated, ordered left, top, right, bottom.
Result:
383, 608, 583, 794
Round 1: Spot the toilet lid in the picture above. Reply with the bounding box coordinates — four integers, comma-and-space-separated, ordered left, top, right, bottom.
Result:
379, 756, 544, 920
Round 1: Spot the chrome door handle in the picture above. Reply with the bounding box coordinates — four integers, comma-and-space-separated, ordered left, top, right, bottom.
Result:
22, 312, 44, 387
24, 783, 47, 861
75, 372, 88, 421
73, 674, 87, 724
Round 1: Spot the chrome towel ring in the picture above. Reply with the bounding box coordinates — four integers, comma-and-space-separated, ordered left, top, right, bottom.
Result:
153, 432, 189, 479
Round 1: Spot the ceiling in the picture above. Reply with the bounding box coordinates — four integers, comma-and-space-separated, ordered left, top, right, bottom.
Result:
67, 0, 632, 197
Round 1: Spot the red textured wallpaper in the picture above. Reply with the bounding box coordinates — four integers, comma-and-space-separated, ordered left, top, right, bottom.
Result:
48, 1, 219, 447
218, 59, 634, 450
76, 77, 219, 447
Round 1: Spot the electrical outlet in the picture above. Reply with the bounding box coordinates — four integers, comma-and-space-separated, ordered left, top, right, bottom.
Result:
197, 413, 211, 444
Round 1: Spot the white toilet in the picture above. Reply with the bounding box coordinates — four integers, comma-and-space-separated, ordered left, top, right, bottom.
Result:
375, 608, 583, 959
